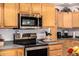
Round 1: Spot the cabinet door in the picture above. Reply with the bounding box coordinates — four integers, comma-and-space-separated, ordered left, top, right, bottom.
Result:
17, 48, 24, 56
0, 49, 17, 56
72, 40, 79, 46
0, 4, 3, 28
63, 12, 72, 28
20, 3, 31, 13
42, 4, 55, 27
57, 12, 63, 28
46, 4, 55, 27
4, 3, 19, 28
32, 3, 42, 15
48, 50, 63, 56
48, 44, 63, 50
72, 12, 79, 27
42, 3, 47, 27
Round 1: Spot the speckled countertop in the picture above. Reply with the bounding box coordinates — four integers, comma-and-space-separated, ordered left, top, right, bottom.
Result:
0, 41, 24, 50
58, 38, 79, 40
0, 40, 63, 50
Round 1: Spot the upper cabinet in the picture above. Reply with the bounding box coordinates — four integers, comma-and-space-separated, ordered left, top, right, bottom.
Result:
63, 12, 72, 28
0, 4, 3, 28
20, 3, 32, 14
42, 4, 47, 27
46, 4, 56, 27
0, 3, 56, 28
31, 3, 42, 15
42, 4, 56, 27
72, 12, 79, 27
4, 3, 19, 28
56, 12, 72, 28
56, 12, 63, 28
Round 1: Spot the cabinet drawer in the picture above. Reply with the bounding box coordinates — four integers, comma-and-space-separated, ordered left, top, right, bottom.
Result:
48, 50, 63, 56
0, 49, 17, 56
48, 44, 63, 50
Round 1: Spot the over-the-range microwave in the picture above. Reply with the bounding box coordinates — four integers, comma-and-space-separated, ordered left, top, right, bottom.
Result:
18, 13, 42, 29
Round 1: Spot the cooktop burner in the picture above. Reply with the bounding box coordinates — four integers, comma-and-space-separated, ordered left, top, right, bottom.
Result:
14, 39, 48, 47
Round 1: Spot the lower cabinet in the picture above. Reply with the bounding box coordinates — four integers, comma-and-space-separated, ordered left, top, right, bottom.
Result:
0, 48, 24, 56
48, 50, 63, 56
48, 44, 63, 56
58, 39, 79, 56
17, 48, 24, 56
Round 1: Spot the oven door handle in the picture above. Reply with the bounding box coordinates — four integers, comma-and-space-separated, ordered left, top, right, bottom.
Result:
26, 46, 48, 50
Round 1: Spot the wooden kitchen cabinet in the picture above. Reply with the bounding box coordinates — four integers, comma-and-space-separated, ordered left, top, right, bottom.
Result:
50, 26, 57, 41
48, 44, 63, 56
42, 3, 47, 27
42, 3, 56, 27
48, 44, 63, 50
32, 3, 42, 15
72, 12, 79, 27
0, 4, 3, 28
0, 48, 24, 56
17, 48, 24, 56
56, 12, 72, 28
48, 50, 63, 56
20, 3, 32, 14
4, 3, 19, 28
63, 12, 72, 28
0, 49, 18, 56
56, 12, 63, 28
72, 40, 79, 46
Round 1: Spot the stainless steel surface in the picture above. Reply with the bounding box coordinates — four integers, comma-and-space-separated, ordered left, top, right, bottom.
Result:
20, 26, 41, 29
37, 39, 62, 45
26, 46, 48, 50
15, 33, 37, 40
19, 13, 42, 29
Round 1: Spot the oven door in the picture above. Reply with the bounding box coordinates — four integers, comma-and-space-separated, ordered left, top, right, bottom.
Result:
25, 46, 48, 56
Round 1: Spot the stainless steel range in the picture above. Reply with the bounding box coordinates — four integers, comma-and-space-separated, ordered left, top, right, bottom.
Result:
14, 33, 48, 56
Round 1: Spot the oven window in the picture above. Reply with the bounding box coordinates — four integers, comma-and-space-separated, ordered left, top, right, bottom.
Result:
27, 48, 47, 56
21, 17, 38, 26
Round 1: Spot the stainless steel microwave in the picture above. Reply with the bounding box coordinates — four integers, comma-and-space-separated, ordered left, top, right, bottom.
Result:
18, 14, 42, 29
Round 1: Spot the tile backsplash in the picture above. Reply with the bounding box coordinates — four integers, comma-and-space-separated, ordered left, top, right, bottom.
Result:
0, 28, 50, 41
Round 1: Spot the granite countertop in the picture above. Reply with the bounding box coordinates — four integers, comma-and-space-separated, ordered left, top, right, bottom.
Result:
37, 39, 63, 45
58, 38, 79, 40
0, 40, 62, 50
46, 41, 62, 45
0, 41, 24, 50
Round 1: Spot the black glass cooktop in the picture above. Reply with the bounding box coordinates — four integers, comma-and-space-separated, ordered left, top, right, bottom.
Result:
14, 39, 48, 47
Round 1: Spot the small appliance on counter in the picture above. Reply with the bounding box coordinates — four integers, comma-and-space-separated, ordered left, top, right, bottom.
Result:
57, 31, 62, 39
0, 34, 4, 47
63, 30, 69, 38
62, 30, 73, 38
57, 30, 73, 39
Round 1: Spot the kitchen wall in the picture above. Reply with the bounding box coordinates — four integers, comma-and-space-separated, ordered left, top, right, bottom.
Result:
0, 28, 50, 41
